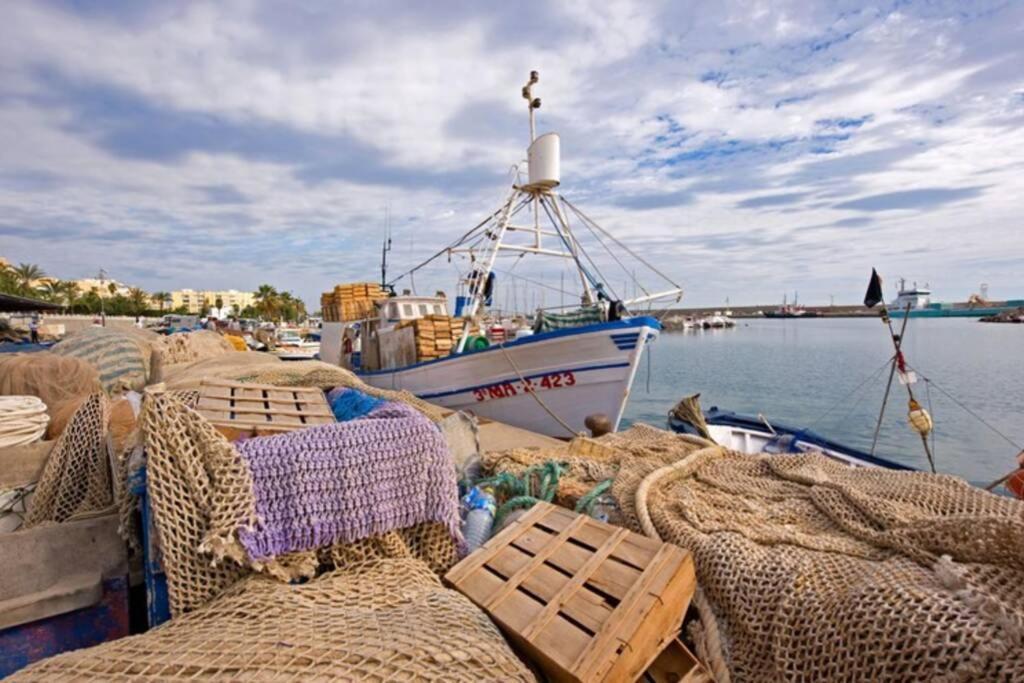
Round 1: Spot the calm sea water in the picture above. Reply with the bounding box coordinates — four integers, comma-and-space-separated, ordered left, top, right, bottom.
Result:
623, 317, 1024, 485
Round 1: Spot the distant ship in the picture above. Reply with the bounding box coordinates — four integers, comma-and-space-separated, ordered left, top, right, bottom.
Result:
763, 293, 820, 319
888, 279, 1024, 318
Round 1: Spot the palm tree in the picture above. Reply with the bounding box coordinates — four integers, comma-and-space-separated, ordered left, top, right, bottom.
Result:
254, 284, 280, 321
42, 280, 64, 303
60, 281, 80, 313
13, 263, 45, 296
128, 287, 149, 316
0, 263, 16, 295
151, 292, 171, 312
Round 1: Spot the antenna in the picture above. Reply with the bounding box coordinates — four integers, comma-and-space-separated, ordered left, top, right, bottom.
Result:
521, 70, 541, 143
380, 205, 392, 291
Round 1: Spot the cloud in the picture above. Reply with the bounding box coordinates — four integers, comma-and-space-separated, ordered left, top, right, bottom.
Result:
833, 186, 988, 212
0, 1, 1021, 308
193, 184, 250, 205
736, 192, 810, 209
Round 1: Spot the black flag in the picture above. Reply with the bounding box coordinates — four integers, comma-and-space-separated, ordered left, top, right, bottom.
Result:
864, 268, 883, 308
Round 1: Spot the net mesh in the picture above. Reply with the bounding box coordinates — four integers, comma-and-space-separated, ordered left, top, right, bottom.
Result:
140, 386, 460, 615
9, 558, 534, 682
481, 424, 1024, 682
0, 352, 102, 438
23, 393, 113, 526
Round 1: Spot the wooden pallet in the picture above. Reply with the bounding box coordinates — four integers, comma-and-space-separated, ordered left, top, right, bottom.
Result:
196, 379, 335, 437
445, 502, 696, 683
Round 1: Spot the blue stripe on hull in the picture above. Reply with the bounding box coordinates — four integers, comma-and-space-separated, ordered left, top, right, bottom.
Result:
417, 361, 631, 400
357, 316, 660, 377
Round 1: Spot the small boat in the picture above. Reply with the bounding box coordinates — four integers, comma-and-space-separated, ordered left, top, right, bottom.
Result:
700, 311, 734, 329
668, 401, 912, 470
272, 328, 320, 360
763, 293, 819, 319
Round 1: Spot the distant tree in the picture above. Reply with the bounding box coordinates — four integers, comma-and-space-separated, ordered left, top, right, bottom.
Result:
13, 263, 45, 295
151, 291, 171, 312
107, 282, 118, 296
128, 287, 150, 316
254, 284, 280, 321
0, 263, 17, 295
61, 281, 80, 313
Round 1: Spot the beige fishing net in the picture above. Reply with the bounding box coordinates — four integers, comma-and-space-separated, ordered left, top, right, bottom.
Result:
9, 557, 534, 682
0, 352, 102, 438
480, 424, 1024, 681
23, 393, 113, 526
162, 356, 448, 421
161, 329, 236, 364
140, 387, 459, 615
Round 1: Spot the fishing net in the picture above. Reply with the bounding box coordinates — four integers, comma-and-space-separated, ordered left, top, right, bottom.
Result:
23, 393, 113, 526
162, 356, 448, 421
51, 327, 158, 393
0, 352, 102, 438
162, 330, 235, 364
141, 389, 460, 615
482, 424, 1024, 681
9, 557, 535, 682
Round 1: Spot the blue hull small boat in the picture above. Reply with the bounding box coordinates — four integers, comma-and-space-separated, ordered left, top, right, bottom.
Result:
669, 405, 913, 471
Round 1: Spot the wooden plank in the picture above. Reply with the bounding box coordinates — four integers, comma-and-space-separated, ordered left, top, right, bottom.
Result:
521, 527, 629, 642
483, 515, 588, 611
644, 638, 712, 683
512, 526, 638, 599
573, 544, 691, 680
485, 545, 614, 634
542, 505, 660, 567
445, 502, 553, 585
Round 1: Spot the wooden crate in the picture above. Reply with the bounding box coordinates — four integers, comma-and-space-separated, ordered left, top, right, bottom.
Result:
642, 638, 712, 683
445, 502, 696, 683
195, 379, 335, 438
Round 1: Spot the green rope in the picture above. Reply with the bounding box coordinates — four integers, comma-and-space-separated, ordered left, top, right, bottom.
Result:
483, 461, 567, 527
574, 479, 613, 515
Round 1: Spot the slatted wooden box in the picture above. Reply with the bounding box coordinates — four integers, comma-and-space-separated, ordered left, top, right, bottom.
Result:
445, 502, 696, 683
196, 379, 335, 438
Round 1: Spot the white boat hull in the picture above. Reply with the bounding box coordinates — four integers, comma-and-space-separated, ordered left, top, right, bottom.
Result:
358, 318, 659, 436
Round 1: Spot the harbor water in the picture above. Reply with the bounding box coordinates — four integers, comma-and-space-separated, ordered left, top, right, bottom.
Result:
624, 317, 1024, 485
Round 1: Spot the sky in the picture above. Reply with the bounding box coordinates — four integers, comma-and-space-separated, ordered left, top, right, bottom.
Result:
1, 0, 1022, 309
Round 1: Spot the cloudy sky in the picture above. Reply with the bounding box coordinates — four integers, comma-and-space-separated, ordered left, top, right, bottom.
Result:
1, 0, 1022, 309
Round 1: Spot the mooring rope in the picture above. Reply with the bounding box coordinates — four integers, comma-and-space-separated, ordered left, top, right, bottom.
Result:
0, 396, 49, 448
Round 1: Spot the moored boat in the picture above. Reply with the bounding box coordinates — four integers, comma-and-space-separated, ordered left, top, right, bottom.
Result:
669, 402, 913, 470
322, 72, 683, 436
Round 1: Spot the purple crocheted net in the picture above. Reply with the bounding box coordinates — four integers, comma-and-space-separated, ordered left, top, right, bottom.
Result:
234, 401, 462, 561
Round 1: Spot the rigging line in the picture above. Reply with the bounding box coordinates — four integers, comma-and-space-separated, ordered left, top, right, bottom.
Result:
495, 340, 578, 437
906, 362, 1022, 451
490, 266, 581, 297
561, 197, 683, 290
561, 195, 650, 298
536, 194, 606, 295
539, 194, 619, 301
386, 195, 528, 286
807, 356, 895, 429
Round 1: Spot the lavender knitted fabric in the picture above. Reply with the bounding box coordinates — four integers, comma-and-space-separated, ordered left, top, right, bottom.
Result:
233, 401, 461, 561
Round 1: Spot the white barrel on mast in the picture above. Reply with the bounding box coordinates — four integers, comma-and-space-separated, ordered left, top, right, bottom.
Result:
527, 132, 560, 189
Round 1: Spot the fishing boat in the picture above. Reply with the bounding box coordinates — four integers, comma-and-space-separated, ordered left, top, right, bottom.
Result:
763, 293, 819, 318
322, 72, 682, 436
668, 402, 912, 470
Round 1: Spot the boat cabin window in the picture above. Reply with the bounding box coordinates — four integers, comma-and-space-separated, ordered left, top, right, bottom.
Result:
402, 303, 413, 317
388, 302, 399, 319
433, 304, 444, 315
418, 304, 429, 316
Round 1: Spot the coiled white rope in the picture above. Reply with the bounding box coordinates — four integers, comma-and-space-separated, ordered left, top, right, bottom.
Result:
0, 396, 50, 448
